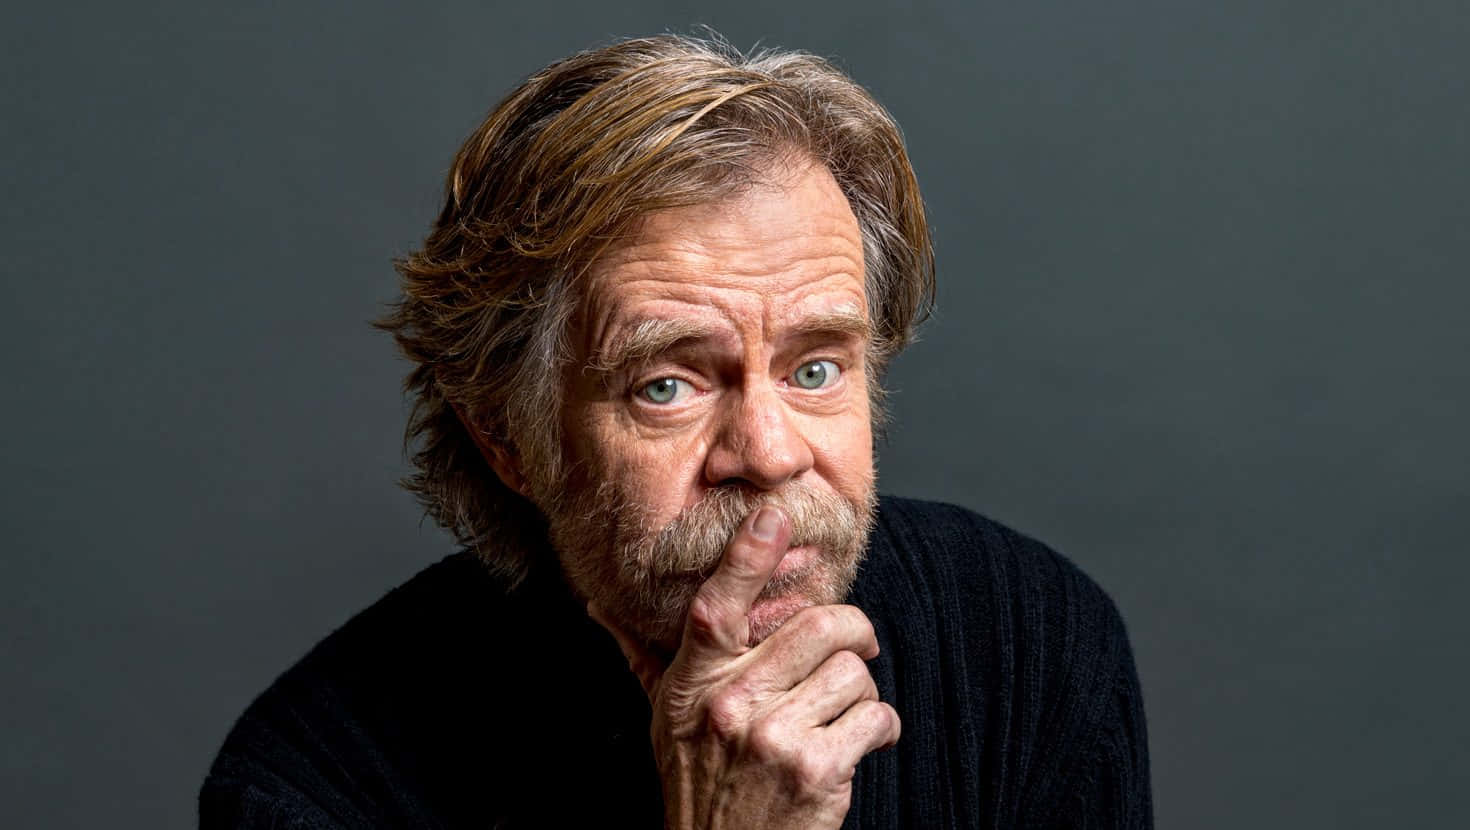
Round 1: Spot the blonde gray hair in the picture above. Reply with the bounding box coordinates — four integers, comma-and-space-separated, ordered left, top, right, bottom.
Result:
375, 32, 935, 583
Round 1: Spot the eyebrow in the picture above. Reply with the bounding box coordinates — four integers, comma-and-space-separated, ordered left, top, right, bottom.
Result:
586, 317, 721, 376
585, 308, 872, 379
783, 308, 871, 347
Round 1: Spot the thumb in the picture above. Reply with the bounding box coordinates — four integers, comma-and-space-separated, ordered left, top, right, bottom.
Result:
678, 504, 790, 661
587, 601, 667, 700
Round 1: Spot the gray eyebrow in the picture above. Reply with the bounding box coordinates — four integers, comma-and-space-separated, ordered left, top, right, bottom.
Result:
584, 307, 872, 378
585, 317, 720, 376
782, 308, 871, 344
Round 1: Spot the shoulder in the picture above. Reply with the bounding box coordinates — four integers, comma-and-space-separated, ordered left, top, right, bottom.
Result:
860, 495, 1150, 824
863, 494, 1142, 745
199, 552, 563, 827
868, 493, 1132, 644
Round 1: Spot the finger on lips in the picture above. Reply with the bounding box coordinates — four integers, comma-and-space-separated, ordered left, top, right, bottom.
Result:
683, 505, 791, 658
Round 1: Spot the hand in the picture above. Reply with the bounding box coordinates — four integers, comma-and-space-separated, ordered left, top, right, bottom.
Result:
588, 505, 901, 829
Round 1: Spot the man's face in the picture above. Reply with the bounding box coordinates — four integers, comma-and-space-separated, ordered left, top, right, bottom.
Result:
535, 160, 877, 653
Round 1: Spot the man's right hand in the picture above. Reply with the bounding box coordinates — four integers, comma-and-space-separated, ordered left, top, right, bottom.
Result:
589, 505, 901, 829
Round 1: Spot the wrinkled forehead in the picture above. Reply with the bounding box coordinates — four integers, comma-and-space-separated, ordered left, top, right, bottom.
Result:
570, 161, 868, 356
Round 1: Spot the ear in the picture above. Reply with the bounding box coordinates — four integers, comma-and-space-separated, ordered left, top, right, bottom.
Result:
452, 403, 531, 498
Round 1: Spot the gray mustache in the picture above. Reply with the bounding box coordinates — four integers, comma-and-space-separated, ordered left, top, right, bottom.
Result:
644, 483, 863, 578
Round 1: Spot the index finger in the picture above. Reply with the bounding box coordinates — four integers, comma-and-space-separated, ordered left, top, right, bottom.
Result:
679, 504, 790, 661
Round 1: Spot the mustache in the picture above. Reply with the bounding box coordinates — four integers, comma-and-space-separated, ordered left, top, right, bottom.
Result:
636, 482, 865, 578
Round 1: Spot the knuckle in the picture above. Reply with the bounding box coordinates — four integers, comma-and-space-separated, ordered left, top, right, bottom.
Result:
795, 605, 841, 640
860, 697, 885, 719
845, 699, 883, 732
831, 648, 868, 680
747, 717, 789, 762
865, 699, 891, 727
793, 746, 844, 792
705, 689, 746, 739
867, 701, 901, 742
685, 595, 727, 640
840, 604, 876, 642
796, 604, 874, 647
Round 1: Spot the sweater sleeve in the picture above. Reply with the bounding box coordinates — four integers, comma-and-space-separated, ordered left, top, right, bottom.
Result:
1045, 622, 1153, 829
197, 664, 405, 829
198, 694, 366, 829
975, 512, 1154, 829
200, 777, 344, 829
958, 514, 1152, 822
864, 497, 1153, 828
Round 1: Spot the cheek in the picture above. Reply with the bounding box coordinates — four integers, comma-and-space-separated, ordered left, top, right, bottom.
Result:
811, 411, 875, 494
574, 410, 713, 519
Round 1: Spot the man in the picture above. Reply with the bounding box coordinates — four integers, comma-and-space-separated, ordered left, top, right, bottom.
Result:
202, 34, 1151, 828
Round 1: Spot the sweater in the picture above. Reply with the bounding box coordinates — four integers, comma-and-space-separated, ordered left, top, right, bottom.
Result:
199, 496, 1152, 828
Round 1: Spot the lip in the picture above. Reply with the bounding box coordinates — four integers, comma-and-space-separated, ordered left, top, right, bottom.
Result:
773, 544, 817, 578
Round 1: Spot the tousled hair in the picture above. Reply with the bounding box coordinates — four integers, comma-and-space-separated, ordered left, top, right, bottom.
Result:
375, 32, 935, 583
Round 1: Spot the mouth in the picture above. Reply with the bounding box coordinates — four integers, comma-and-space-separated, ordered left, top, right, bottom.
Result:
656, 544, 821, 587
772, 544, 818, 579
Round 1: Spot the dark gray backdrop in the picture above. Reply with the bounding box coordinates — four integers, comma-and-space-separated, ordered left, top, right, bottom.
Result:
5, 1, 1466, 827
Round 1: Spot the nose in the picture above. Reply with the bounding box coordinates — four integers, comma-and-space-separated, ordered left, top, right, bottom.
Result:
702, 376, 814, 491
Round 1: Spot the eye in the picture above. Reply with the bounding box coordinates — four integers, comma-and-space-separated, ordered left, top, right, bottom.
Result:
791, 359, 840, 390
637, 377, 691, 405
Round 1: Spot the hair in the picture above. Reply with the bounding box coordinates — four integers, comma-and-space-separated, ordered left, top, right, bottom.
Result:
374, 32, 935, 584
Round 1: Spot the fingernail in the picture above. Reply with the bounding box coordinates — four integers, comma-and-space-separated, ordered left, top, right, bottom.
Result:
752, 506, 782, 540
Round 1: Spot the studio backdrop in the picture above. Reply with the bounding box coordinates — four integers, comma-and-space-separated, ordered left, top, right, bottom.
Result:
4, 1, 1466, 827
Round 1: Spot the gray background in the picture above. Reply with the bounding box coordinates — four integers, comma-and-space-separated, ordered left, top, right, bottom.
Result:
4, 1, 1466, 827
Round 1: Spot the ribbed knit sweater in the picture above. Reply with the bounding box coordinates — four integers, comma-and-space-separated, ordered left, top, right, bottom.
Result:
200, 496, 1152, 828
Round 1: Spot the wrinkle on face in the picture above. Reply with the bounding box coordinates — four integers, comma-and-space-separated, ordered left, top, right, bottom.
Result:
570, 180, 870, 492
548, 158, 878, 648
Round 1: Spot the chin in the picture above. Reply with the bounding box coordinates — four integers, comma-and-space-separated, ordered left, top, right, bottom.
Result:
744, 592, 820, 647
744, 549, 864, 646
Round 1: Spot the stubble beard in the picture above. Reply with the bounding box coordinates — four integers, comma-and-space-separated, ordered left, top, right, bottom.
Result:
540, 469, 877, 654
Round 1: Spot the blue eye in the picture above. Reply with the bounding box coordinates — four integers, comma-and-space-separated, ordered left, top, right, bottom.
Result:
792, 360, 840, 390
638, 377, 689, 404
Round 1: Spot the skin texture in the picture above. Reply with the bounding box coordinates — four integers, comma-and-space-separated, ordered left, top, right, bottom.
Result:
591, 506, 900, 829
475, 159, 900, 827
551, 157, 881, 653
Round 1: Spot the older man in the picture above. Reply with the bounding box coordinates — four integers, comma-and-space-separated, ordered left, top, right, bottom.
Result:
202, 34, 1151, 828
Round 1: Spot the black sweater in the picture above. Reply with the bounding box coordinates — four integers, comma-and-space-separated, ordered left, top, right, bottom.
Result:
200, 496, 1152, 828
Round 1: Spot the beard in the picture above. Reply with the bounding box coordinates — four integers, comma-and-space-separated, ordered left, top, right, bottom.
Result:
538, 469, 877, 653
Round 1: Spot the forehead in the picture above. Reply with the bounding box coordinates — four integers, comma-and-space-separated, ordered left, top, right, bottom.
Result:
577, 161, 868, 348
